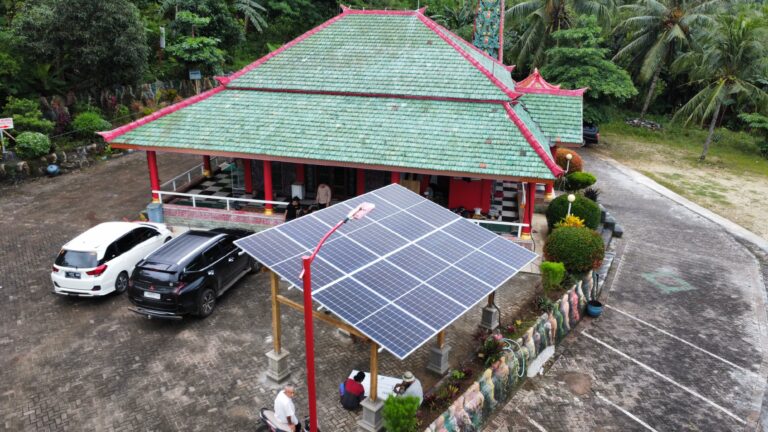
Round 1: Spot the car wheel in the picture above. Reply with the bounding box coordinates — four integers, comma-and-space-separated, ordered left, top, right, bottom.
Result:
250, 258, 263, 274
114, 271, 129, 294
197, 288, 216, 318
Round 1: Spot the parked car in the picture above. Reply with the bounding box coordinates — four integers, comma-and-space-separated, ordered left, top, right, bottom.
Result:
52, 222, 173, 297
127, 228, 259, 319
583, 123, 600, 145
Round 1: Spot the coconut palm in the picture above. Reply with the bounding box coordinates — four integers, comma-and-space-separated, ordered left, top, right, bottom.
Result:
506, 0, 616, 69
613, 0, 721, 120
233, 0, 267, 33
673, 14, 768, 161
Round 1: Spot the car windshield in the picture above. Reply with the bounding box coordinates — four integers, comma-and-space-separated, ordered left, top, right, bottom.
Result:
55, 250, 98, 268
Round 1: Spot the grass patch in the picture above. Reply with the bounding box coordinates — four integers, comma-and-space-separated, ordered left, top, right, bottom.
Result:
601, 112, 768, 178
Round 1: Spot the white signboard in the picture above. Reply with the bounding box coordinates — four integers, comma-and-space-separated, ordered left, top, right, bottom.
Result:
0, 118, 13, 130
188, 69, 202, 80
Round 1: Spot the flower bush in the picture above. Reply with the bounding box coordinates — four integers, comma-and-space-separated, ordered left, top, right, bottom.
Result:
555, 148, 582, 174
543, 226, 605, 273
14, 132, 51, 160
546, 194, 601, 230
554, 214, 585, 229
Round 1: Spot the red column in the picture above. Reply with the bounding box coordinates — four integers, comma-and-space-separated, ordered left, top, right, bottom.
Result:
521, 182, 537, 239
263, 160, 274, 215
296, 163, 305, 184
147, 151, 160, 203
356, 168, 365, 196
202, 156, 212, 178
420, 175, 430, 194
391, 171, 400, 184
243, 159, 253, 196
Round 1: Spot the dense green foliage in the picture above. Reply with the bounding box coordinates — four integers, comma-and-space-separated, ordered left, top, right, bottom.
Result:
2, 97, 53, 135
540, 261, 566, 293
72, 112, 111, 139
382, 395, 420, 432
563, 171, 597, 191
546, 193, 601, 229
543, 226, 605, 273
14, 131, 51, 159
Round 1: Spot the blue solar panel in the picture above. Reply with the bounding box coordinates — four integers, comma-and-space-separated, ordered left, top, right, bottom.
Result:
236, 184, 537, 360
353, 261, 421, 301
356, 305, 435, 359
427, 267, 493, 307
395, 284, 466, 330
314, 278, 388, 324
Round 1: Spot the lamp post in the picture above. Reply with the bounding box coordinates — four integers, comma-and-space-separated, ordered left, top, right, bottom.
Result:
565, 152, 573, 173
567, 193, 576, 216
300, 202, 375, 432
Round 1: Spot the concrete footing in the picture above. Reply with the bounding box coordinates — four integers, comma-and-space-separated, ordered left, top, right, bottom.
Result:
357, 398, 384, 432
427, 345, 452, 375
480, 306, 499, 330
265, 349, 291, 383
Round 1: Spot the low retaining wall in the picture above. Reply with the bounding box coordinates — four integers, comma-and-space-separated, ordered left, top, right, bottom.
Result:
163, 204, 283, 231
426, 273, 597, 432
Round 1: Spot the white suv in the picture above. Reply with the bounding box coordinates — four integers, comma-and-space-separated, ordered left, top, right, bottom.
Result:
52, 222, 173, 297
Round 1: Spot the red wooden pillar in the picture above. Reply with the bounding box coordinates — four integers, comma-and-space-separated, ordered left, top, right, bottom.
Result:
521, 182, 537, 239
147, 151, 160, 203
356, 168, 365, 196
420, 175, 430, 194
391, 171, 400, 184
202, 156, 212, 178
263, 160, 274, 215
243, 159, 253, 197
296, 163, 305, 184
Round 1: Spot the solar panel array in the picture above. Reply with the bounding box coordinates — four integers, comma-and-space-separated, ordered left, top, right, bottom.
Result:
236, 184, 537, 359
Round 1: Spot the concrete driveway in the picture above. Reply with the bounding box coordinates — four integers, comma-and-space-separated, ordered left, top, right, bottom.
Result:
487, 150, 768, 431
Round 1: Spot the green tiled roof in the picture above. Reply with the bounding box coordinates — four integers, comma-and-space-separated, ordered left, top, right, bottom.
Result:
115, 90, 556, 180
519, 93, 583, 145
227, 14, 511, 101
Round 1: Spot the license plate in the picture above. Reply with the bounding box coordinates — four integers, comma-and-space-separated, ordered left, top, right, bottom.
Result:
65, 271, 80, 279
144, 291, 161, 300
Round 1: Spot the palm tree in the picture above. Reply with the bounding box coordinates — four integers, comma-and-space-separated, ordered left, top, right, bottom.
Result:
673, 14, 768, 161
233, 0, 267, 34
506, 0, 615, 69
613, 0, 721, 120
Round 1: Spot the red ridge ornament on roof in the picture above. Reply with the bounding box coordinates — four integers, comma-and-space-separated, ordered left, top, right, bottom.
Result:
503, 103, 564, 178
516, 68, 586, 96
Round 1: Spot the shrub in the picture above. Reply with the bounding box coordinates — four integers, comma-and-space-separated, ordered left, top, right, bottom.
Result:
583, 187, 601, 202
554, 214, 585, 229
15, 132, 51, 160
72, 112, 111, 138
382, 395, 420, 432
546, 194, 601, 230
543, 226, 605, 273
555, 148, 582, 174
2, 97, 54, 135
540, 261, 566, 293
563, 172, 596, 191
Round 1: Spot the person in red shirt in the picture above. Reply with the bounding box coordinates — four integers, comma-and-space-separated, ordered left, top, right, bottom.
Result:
340, 371, 366, 410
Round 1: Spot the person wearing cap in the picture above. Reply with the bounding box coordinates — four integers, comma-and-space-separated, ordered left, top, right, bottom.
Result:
394, 371, 423, 405
339, 371, 366, 410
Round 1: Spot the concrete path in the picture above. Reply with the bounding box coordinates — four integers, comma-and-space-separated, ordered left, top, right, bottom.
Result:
486, 150, 768, 431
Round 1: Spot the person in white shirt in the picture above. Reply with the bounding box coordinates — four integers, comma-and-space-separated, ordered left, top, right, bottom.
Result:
274, 385, 300, 432
394, 371, 423, 405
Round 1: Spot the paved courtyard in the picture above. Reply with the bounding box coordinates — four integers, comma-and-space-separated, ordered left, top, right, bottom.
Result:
0, 152, 541, 431
487, 150, 768, 431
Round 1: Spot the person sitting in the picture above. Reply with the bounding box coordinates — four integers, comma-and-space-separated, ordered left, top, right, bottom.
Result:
340, 371, 366, 410
274, 385, 300, 432
284, 197, 301, 222
393, 371, 423, 405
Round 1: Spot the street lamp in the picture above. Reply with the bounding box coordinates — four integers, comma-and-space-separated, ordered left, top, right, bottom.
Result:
565, 152, 573, 173
567, 194, 576, 216
300, 202, 375, 432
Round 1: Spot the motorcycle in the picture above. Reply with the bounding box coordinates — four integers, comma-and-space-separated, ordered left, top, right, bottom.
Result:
257, 408, 320, 432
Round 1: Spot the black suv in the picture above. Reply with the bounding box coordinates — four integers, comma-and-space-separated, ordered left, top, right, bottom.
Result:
127, 228, 260, 319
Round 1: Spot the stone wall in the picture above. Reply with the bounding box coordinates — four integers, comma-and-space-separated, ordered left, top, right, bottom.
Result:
163, 204, 283, 231
425, 274, 597, 432
0, 143, 107, 182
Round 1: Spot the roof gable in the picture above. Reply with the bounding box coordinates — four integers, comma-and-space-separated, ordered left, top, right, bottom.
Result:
224, 10, 517, 101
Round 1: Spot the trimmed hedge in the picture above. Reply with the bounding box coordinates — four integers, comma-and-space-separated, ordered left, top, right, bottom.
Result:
555, 148, 582, 174
544, 227, 605, 273
564, 172, 597, 191
546, 194, 601, 230
72, 112, 111, 138
540, 261, 566, 293
15, 132, 51, 160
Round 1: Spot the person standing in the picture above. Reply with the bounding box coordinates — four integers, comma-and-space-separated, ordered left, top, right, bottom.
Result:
316, 183, 332, 208
274, 385, 300, 432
